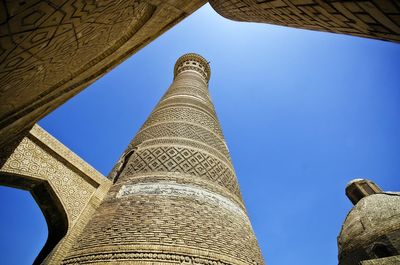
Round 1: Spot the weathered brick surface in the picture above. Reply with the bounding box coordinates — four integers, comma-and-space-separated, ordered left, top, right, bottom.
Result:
62, 54, 264, 264
338, 180, 400, 265
361, 255, 400, 264
209, 0, 400, 42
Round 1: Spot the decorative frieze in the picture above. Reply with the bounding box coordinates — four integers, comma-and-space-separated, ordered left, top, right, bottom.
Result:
117, 182, 247, 219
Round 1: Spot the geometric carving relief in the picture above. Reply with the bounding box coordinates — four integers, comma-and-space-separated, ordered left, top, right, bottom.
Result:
3, 136, 94, 221
123, 146, 242, 200
0, 0, 206, 147
156, 95, 217, 117
138, 138, 233, 166
130, 122, 231, 160
209, 1, 400, 43
0, 124, 111, 264
142, 106, 224, 136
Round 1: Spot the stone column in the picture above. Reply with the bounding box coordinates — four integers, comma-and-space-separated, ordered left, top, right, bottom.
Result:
62, 53, 265, 265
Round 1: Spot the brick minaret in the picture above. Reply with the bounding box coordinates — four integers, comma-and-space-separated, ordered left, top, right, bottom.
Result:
62, 53, 264, 265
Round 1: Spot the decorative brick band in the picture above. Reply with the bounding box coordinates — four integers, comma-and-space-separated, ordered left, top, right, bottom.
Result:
63, 244, 257, 265
138, 138, 233, 169
123, 145, 241, 198
63, 251, 239, 265
116, 182, 248, 219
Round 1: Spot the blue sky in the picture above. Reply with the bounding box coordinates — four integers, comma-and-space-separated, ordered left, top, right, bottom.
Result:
1, 3, 400, 265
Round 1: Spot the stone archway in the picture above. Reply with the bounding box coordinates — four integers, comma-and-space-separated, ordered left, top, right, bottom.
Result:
0, 125, 112, 264
0, 172, 68, 264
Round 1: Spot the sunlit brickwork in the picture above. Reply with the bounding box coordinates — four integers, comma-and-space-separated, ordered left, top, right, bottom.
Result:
209, 0, 400, 42
62, 53, 264, 265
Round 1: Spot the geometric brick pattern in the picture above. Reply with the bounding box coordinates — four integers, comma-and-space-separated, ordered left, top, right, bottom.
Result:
63, 53, 265, 264
0, 125, 112, 264
0, 0, 206, 147
143, 106, 224, 136
2, 136, 94, 221
125, 146, 242, 199
209, 0, 400, 42
130, 122, 231, 160
156, 95, 217, 117
162, 84, 213, 105
63, 191, 262, 264
138, 138, 233, 167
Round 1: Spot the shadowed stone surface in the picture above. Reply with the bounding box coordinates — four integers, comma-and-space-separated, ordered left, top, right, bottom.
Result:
209, 0, 400, 43
62, 53, 265, 265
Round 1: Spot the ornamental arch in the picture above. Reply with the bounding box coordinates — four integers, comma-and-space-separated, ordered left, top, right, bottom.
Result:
0, 173, 68, 265
0, 125, 112, 264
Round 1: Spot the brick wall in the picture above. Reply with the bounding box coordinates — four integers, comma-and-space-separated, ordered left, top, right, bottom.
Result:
209, 0, 400, 42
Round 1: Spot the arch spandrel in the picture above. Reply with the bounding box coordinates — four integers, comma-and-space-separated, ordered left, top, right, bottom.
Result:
0, 124, 112, 264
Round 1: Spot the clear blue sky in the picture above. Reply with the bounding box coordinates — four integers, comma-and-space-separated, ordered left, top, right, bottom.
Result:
1, 4, 400, 265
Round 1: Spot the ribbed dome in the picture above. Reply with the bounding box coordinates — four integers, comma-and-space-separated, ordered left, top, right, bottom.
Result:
338, 192, 400, 258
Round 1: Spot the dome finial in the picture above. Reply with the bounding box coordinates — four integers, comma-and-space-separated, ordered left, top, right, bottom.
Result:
174, 53, 211, 82
345, 178, 382, 205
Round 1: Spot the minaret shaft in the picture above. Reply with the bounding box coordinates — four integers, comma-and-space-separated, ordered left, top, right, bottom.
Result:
62, 53, 264, 265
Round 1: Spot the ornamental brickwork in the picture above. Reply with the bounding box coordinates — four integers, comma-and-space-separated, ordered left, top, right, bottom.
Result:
0, 0, 206, 148
2, 0, 400, 152
0, 125, 112, 264
209, 0, 400, 43
62, 53, 265, 265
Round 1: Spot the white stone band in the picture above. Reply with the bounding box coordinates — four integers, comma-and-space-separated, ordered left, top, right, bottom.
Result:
117, 182, 248, 219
